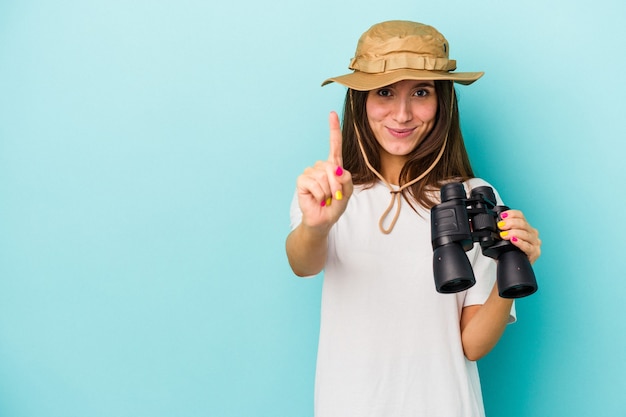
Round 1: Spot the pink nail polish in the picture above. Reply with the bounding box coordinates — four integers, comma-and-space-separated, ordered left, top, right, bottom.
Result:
320, 199, 327, 207
511, 236, 518, 243
501, 212, 509, 219
335, 166, 343, 176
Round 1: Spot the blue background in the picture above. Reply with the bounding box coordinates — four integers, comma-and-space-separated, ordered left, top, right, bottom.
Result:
1, 1, 625, 416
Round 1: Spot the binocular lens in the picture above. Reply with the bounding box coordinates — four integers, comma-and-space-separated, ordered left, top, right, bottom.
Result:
433, 244, 476, 293
496, 250, 538, 298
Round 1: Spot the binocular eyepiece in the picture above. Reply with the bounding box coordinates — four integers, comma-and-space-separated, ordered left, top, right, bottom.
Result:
430, 182, 538, 298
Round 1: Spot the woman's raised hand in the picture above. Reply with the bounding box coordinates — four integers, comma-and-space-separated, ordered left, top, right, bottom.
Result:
296, 111, 354, 231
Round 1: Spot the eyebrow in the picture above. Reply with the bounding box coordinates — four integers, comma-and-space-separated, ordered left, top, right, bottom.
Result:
411, 81, 435, 87
383, 81, 435, 88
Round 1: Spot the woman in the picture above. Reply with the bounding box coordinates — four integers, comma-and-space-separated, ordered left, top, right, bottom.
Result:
286, 20, 541, 417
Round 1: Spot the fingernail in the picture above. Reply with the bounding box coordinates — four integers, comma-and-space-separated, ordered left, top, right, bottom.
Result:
500, 231, 509, 238
335, 190, 343, 200
335, 166, 343, 176
497, 221, 506, 229
501, 212, 508, 219
325, 197, 332, 207
320, 199, 327, 207
511, 236, 518, 243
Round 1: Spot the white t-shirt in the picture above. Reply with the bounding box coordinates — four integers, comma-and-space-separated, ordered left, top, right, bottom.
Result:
290, 178, 516, 417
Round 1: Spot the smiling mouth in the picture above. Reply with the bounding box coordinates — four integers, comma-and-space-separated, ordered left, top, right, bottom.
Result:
387, 127, 416, 138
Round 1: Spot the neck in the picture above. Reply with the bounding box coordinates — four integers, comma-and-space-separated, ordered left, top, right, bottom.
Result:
379, 151, 406, 185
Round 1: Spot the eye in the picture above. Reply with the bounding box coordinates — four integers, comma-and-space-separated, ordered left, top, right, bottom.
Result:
414, 88, 430, 97
376, 88, 393, 97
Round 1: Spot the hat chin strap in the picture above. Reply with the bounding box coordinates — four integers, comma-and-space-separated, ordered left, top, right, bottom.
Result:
349, 86, 453, 234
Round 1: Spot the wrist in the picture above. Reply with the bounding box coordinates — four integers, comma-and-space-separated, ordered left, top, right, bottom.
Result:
299, 221, 332, 241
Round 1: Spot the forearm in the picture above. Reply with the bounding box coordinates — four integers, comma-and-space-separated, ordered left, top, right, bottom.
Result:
460, 284, 514, 361
285, 223, 330, 277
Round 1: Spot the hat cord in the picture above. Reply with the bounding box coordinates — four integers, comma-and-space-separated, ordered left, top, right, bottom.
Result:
348, 86, 454, 234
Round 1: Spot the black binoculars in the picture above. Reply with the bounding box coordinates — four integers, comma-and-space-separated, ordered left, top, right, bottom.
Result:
430, 182, 538, 298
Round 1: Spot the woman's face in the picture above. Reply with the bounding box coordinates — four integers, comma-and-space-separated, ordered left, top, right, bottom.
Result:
366, 79, 438, 166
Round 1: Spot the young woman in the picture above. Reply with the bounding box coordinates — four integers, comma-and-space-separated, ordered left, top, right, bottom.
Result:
286, 20, 541, 417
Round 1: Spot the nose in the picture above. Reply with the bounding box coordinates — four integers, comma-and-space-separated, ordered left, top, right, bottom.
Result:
392, 98, 413, 124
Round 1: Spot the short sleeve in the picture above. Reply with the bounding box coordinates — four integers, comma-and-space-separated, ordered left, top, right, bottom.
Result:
289, 190, 303, 231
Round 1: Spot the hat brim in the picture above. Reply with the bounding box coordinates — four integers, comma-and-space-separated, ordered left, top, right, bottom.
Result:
322, 69, 484, 90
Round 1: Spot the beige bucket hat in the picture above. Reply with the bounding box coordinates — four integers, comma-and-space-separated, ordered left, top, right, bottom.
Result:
322, 20, 484, 91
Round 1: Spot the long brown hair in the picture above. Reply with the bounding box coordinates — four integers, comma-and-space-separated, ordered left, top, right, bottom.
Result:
341, 80, 474, 209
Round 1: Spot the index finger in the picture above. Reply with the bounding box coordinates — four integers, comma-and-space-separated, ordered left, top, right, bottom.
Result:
328, 111, 343, 166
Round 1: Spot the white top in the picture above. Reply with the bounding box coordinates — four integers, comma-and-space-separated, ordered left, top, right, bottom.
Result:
290, 178, 516, 417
